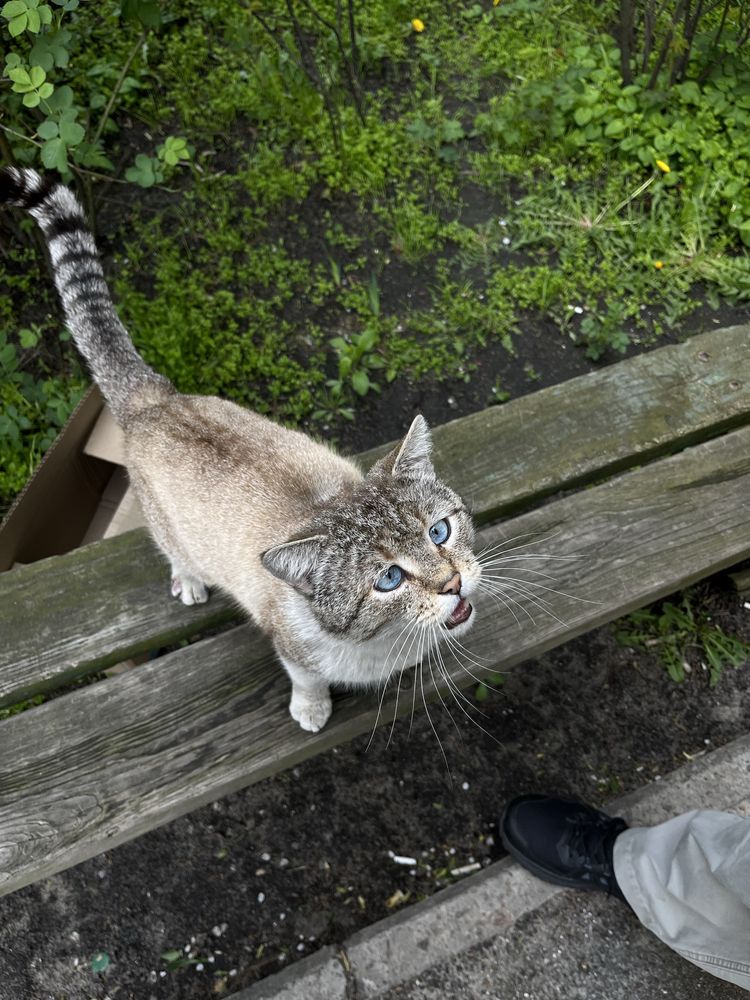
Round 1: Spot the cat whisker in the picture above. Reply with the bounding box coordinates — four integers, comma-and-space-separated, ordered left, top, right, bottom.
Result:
480, 572, 601, 606
438, 626, 491, 671
479, 577, 536, 627
481, 579, 571, 630
377, 617, 421, 687
419, 657, 451, 781
481, 576, 558, 611
425, 628, 463, 741
437, 627, 503, 693
477, 529, 562, 562
433, 634, 494, 724
479, 553, 581, 568
408, 635, 420, 740
366, 619, 420, 751
476, 581, 526, 629
476, 530, 552, 560
436, 653, 503, 747
479, 580, 538, 626
384, 622, 423, 750
482, 566, 560, 585
396, 624, 431, 746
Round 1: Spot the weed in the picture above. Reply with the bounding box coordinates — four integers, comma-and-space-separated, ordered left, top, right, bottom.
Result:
474, 671, 505, 702
327, 326, 383, 399
125, 136, 192, 188
615, 589, 750, 686
160, 948, 209, 972
578, 304, 631, 360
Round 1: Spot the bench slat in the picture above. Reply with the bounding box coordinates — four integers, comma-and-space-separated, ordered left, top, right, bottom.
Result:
2, 423, 749, 896
361, 323, 750, 519
0, 531, 237, 708
2, 324, 748, 707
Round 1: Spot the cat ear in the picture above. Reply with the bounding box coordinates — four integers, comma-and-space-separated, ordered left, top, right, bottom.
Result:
261, 534, 326, 594
384, 415, 434, 478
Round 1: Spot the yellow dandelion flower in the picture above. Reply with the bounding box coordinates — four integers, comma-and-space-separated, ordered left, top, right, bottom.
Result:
656, 160, 670, 173
411, 18, 425, 31
493, 0, 501, 5
654, 260, 664, 269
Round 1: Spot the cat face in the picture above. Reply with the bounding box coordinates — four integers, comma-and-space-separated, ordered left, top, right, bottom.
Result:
262, 417, 482, 643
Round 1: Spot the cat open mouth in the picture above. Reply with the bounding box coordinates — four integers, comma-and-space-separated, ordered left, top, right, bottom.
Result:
446, 598, 472, 629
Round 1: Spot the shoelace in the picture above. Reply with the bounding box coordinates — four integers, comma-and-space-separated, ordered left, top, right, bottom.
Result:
562, 813, 628, 883
563, 813, 613, 870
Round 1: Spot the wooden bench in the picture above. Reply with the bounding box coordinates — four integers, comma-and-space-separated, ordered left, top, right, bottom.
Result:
2, 323, 750, 898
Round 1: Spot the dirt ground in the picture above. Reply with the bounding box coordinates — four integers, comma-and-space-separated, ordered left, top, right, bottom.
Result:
3, 246, 750, 998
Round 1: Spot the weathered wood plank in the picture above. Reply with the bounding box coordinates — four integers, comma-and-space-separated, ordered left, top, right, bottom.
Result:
361, 323, 750, 518
2, 424, 749, 896
2, 323, 749, 707
0, 530, 237, 707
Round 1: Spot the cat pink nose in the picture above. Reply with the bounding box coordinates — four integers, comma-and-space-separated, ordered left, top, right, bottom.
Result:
441, 572, 462, 595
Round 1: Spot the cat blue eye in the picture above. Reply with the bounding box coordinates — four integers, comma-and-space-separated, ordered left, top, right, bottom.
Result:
375, 565, 403, 592
429, 518, 451, 545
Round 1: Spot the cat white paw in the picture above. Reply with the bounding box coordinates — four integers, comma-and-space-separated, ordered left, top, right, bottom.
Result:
171, 575, 209, 606
289, 689, 332, 733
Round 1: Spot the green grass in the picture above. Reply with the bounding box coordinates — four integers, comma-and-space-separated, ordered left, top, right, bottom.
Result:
3, 0, 750, 509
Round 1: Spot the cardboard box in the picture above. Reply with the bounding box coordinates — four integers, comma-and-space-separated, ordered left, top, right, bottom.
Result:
0, 385, 145, 572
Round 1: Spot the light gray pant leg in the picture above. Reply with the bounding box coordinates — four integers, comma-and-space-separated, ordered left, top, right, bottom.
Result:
613, 809, 750, 991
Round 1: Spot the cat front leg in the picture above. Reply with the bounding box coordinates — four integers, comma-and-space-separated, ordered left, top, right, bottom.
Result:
170, 562, 209, 606
278, 655, 332, 733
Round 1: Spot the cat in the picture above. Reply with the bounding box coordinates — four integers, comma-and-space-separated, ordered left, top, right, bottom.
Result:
1, 167, 482, 733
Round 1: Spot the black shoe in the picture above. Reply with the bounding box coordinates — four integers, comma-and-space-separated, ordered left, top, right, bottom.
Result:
499, 794, 628, 900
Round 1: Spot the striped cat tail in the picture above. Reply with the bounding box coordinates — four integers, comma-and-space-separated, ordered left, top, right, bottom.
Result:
0, 167, 172, 423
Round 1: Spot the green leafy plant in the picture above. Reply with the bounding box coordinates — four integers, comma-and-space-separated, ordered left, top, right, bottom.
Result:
327, 325, 384, 398
615, 589, 750, 686
0, 324, 84, 511
125, 136, 192, 187
160, 948, 210, 972
578, 303, 631, 360
0, 692, 45, 720
474, 671, 505, 702
2, 0, 53, 38
1, 0, 166, 184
